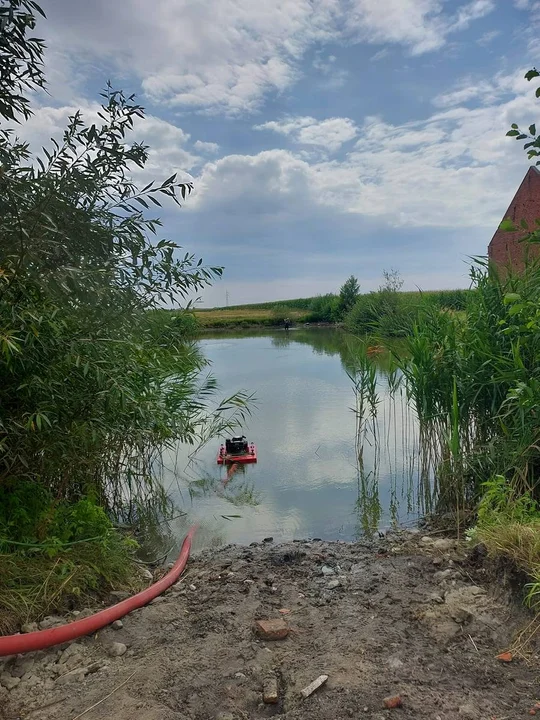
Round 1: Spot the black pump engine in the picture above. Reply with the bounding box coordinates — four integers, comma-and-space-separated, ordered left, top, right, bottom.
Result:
225, 436, 249, 455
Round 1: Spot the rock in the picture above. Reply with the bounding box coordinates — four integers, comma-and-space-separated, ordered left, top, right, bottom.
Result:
421, 536, 434, 545
0, 673, 21, 690
429, 593, 445, 604
459, 703, 480, 717
432, 557, 443, 567
112, 620, 124, 630
301, 674, 328, 699
11, 657, 35, 678
263, 537, 274, 543
234, 672, 247, 680
433, 538, 456, 551
450, 607, 472, 625
433, 569, 454, 581
86, 660, 107, 674
106, 642, 127, 657
56, 667, 88, 685
109, 591, 130, 602
189, 584, 197, 591
139, 568, 153, 581
470, 585, 486, 596
21, 622, 38, 634
59, 643, 84, 664
387, 658, 404, 670
263, 675, 279, 704
150, 595, 167, 604
321, 565, 335, 576
22, 674, 41, 689
76, 608, 95, 620
327, 579, 341, 590
383, 695, 403, 709
38, 615, 64, 630
254, 618, 289, 641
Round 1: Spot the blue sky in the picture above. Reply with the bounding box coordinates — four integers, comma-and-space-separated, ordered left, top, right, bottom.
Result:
25, 0, 540, 305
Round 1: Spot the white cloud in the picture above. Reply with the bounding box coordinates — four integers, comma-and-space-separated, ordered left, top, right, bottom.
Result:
194, 140, 220, 154
476, 29, 501, 45
191, 68, 538, 232
255, 116, 358, 152
41, 0, 495, 115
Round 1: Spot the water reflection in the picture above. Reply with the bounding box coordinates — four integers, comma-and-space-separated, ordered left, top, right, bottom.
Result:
158, 328, 428, 552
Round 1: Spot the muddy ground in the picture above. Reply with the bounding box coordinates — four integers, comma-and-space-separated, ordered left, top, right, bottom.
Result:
1, 531, 539, 720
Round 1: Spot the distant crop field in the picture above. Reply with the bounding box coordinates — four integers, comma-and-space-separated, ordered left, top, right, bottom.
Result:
195, 307, 308, 327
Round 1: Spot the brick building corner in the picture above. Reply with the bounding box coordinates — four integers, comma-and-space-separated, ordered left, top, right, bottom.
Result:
488, 166, 540, 271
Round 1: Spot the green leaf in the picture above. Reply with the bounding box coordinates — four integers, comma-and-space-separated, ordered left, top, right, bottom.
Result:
529, 124, 536, 136
506, 130, 520, 137
525, 69, 540, 81
503, 293, 522, 304
499, 219, 517, 232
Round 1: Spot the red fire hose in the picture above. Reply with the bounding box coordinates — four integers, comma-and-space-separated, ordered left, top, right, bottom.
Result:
0, 526, 197, 657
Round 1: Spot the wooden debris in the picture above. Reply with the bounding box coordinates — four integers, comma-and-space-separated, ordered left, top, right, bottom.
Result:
301, 674, 328, 699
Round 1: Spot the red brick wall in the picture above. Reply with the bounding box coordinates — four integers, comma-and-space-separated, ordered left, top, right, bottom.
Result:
488, 166, 540, 272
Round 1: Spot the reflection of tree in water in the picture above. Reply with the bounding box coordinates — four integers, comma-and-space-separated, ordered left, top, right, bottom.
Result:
269, 328, 403, 376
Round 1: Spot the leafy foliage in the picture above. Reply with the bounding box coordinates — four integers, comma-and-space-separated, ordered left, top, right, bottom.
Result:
0, 2, 251, 525
337, 275, 360, 318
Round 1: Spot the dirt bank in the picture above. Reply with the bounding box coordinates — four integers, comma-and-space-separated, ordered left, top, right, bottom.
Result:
2, 532, 538, 719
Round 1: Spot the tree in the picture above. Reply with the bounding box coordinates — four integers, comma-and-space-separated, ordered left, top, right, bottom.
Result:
0, 0, 250, 521
338, 275, 360, 318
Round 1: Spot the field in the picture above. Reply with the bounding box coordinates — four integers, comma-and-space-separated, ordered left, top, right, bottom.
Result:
195, 307, 310, 328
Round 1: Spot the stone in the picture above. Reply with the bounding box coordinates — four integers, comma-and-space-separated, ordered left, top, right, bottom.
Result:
421, 536, 434, 545
321, 565, 335, 576
59, 643, 84, 664
459, 703, 480, 717
327, 579, 341, 590
383, 696, 403, 709
434, 569, 454, 581
76, 608, 95, 620
429, 593, 445, 604
263, 537, 274, 543
450, 607, 473, 625
38, 615, 64, 630
432, 557, 443, 567
139, 568, 153, 581
21, 622, 38, 634
56, 667, 89, 685
150, 595, 167, 604
433, 538, 456, 551
22, 674, 41, 688
234, 672, 247, 680
112, 620, 124, 630
106, 642, 127, 657
387, 657, 404, 670
11, 657, 35, 678
189, 584, 197, 591
109, 591, 130, 602
470, 585, 487, 596
262, 675, 279, 704
254, 618, 289, 641
0, 674, 21, 690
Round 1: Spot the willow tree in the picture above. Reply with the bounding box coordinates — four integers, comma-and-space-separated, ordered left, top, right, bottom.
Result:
0, 0, 249, 523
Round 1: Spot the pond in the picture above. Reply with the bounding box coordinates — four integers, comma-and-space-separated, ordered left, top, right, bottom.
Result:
164, 328, 430, 552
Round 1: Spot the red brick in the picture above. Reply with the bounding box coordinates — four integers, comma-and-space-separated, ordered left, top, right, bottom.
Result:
254, 618, 289, 640
489, 167, 540, 273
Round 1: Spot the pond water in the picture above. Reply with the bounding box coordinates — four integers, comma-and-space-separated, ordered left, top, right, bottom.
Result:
164, 328, 429, 553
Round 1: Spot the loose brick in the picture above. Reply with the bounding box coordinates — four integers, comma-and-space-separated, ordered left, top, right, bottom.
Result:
254, 618, 289, 640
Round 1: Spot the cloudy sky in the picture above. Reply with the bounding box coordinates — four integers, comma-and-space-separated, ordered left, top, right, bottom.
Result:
24, 0, 540, 305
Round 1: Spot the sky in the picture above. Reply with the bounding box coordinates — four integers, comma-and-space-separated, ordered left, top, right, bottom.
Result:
21, 0, 540, 306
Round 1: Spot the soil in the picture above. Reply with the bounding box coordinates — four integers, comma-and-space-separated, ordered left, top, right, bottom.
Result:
2, 531, 539, 720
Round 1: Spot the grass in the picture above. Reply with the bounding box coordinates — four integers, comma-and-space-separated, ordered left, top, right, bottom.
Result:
195, 307, 310, 328
0, 534, 141, 633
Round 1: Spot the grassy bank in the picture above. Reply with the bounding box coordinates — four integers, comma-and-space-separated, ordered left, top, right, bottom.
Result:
195, 287, 471, 330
